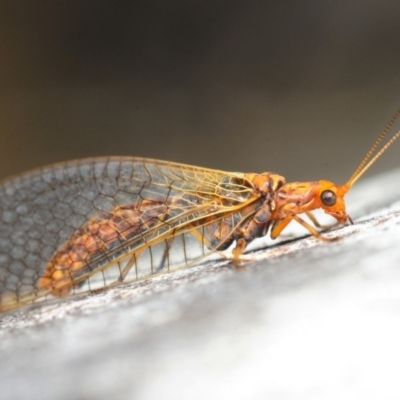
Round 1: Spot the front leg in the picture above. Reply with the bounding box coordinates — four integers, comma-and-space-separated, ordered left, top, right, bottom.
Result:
272, 214, 341, 242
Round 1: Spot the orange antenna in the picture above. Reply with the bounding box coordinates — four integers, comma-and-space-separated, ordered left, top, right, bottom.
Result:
346, 106, 400, 188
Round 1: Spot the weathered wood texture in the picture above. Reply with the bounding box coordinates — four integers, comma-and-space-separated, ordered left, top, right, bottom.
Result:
1, 169, 400, 400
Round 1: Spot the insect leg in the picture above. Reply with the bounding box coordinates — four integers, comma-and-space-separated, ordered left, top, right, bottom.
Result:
305, 211, 338, 230
185, 225, 212, 249
154, 237, 175, 273
232, 238, 247, 266
117, 251, 142, 282
272, 215, 339, 242
229, 208, 273, 266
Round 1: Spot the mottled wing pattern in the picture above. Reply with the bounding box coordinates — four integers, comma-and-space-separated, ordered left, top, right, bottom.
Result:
0, 157, 260, 311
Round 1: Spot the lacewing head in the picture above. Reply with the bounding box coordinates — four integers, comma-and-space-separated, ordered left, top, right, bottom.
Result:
272, 106, 400, 224
272, 180, 350, 223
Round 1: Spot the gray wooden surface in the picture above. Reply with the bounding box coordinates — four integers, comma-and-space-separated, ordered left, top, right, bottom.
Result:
1, 168, 400, 400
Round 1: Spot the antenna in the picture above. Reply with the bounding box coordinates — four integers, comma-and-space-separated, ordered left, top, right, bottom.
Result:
345, 106, 400, 188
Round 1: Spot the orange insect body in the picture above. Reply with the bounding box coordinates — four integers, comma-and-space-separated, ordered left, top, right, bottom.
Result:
1, 108, 400, 312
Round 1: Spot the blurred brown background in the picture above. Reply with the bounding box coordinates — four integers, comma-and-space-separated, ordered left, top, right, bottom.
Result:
1, 1, 400, 184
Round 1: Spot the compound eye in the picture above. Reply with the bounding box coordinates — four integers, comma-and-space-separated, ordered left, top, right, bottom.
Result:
321, 190, 336, 206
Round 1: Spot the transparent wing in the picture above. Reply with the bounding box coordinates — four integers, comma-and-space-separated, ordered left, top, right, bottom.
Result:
0, 157, 260, 312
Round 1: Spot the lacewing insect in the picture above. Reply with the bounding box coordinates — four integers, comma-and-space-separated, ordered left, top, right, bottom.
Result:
1, 108, 400, 313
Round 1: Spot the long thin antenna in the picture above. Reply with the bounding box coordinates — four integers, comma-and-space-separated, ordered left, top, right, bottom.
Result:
346, 107, 400, 188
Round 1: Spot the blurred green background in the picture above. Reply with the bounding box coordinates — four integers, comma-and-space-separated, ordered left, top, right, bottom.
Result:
1, 1, 400, 184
